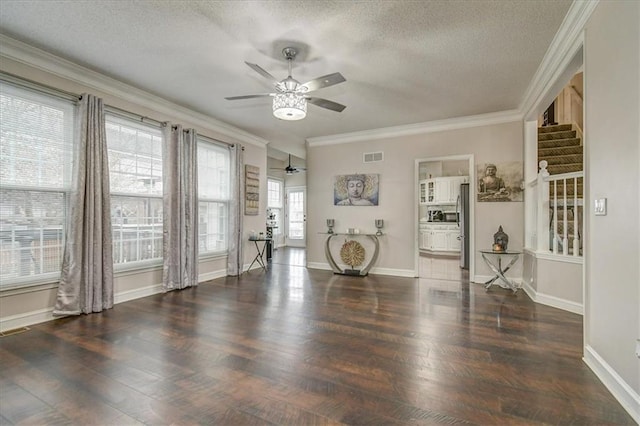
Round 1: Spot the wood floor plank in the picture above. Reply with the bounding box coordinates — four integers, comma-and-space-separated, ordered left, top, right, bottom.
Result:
0, 247, 634, 425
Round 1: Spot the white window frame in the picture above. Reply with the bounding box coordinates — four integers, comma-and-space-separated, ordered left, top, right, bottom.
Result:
197, 138, 230, 256
0, 80, 75, 290
267, 178, 283, 237
105, 114, 164, 270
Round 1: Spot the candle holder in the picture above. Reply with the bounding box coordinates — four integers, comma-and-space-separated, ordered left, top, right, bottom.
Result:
327, 219, 335, 234
375, 219, 384, 236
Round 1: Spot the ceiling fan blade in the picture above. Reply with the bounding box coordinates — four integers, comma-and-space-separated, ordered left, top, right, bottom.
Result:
299, 72, 346, 93
225, 94, 273, 100
306, 97, 346, 112
245, 62, 280, 85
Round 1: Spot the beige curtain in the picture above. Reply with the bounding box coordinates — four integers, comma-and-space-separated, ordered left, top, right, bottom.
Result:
227, 144, 244, 276
54, 94, 114, 315
162, 124, 198, 290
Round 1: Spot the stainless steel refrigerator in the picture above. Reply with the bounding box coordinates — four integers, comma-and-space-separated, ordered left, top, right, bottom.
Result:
457, 183, 470, 269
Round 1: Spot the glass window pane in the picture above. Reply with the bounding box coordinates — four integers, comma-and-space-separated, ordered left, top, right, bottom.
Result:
198, 140, 230, 254
111, 196, 163, 264
106, 117, 163, 196
106, 115, 164, 266
0, 82, 74, 288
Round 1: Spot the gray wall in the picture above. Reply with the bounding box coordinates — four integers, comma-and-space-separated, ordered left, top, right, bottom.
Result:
585, 0, 640, 395
307, 120, 524, 279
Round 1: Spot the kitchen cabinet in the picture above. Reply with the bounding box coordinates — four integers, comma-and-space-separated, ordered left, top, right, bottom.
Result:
419, 223, 460, 252
420, 176, 468, 205
419, 180, 428, 204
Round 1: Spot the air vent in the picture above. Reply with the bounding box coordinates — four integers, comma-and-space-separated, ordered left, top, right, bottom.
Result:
363, 151, 383, 163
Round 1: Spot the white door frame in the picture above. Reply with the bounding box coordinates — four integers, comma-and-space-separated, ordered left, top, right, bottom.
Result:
285, 186, 306, 247
414, 154, 475, 279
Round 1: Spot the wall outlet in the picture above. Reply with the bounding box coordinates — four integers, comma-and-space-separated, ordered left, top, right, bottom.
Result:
636, 339, 640, 358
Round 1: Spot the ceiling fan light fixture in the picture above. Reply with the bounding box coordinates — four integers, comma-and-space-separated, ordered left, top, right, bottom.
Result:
273, 92, 307, 120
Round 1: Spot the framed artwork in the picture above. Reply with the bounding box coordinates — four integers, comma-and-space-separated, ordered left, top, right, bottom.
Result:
334, 174, 379, 206
477, 161, 523, 202
245, 165, 259, 215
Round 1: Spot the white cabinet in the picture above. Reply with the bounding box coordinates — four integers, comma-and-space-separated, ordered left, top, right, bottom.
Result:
447, 176, 469, 204
447, 231, 461, 251
419, 180, 428, 204
419, 223, 461, 252
421, 176, 468, 205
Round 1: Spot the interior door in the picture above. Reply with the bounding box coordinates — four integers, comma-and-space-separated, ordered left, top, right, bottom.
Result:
285, 187, 306, 247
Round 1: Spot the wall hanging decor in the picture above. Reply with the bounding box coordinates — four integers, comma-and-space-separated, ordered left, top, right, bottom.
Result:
334, 174, 379, 206
477, 161, 523, 202
245, 165, 260, 215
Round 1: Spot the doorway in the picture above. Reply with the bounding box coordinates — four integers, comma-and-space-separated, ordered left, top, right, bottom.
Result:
285, 186, 306, 248
415, 155, 474, 280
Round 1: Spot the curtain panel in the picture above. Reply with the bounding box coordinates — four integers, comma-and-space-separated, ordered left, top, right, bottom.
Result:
54, 94, 114, 315
162, 124, 198, 291
227, 144, 244, 276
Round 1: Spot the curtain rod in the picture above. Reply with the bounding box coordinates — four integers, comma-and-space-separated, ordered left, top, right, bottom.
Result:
0, 70, 238, 148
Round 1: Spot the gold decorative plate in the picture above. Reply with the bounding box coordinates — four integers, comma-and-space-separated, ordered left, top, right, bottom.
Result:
340, 240, 365, 267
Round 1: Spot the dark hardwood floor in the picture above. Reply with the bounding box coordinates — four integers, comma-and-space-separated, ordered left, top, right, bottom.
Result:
1, 247, 634, 425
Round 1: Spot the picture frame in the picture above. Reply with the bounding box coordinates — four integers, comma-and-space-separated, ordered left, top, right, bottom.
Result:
245, 165, 259, 215
334, 174, 379, 206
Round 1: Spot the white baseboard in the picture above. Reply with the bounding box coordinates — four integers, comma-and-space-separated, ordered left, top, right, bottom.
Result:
1, 270, 230, 332
535, 291, 583, 314
473, 274, 583, 314
307, 262, 332, 271
306, 262, 415, 278
521, 280, 583, 315
198, 269, 227, 283
114, 283, 163, 304
0, 307, 56, 333
583, 345, 640, 424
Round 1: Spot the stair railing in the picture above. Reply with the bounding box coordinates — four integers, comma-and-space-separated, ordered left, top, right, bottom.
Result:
530, 161, 583, 257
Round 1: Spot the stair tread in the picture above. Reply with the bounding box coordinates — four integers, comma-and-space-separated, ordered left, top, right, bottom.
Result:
539, 146, 583, 156
538, 138, 581, 148
538, 130, 577, 141
538, 124, 572, 133
542, 154, 583, 165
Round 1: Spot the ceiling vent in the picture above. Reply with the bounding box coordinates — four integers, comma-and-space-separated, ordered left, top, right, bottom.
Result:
363, 151, 383, 163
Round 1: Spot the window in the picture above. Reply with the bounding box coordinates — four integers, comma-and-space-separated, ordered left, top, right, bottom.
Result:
105, 115, 163, 266
197, 140, 230, 254
267, 178, 283, 237
0, 82, 75, 288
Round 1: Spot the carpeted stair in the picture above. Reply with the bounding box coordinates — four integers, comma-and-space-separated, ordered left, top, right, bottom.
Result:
538, 124, 584, 254
538, 124, 583, 175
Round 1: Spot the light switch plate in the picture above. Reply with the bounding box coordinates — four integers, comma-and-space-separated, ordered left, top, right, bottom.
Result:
594, 198, 607, 215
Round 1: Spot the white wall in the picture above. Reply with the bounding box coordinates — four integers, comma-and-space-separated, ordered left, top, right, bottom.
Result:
307, 120, 524, 279
584, 0, 640, 402
522, 252, 583, 314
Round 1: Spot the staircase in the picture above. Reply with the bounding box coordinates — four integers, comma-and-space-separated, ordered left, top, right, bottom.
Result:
538, 124, 583, 175
538, 124, 584, 255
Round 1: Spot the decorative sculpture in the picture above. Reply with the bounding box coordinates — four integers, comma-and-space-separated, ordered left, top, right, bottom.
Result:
340, 240, 365, 270
375, 219, 384, 236
493, 225, 509, 251
327, 219, 335, 234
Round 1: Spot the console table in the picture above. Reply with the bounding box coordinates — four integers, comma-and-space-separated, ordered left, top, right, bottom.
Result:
480, 249, 522, 292
322, 233, 382, 276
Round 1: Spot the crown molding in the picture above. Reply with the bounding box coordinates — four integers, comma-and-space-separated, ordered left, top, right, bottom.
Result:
0, 34, 268, 148
307, 109, 522, 147
519, 0, 599, 118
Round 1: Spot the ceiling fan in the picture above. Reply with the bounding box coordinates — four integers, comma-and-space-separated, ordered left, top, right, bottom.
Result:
225, 47, 346, 120
271, 154, 306, 175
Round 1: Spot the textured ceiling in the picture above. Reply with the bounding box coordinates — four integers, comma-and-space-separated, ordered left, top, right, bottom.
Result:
0, 0, 572, 158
